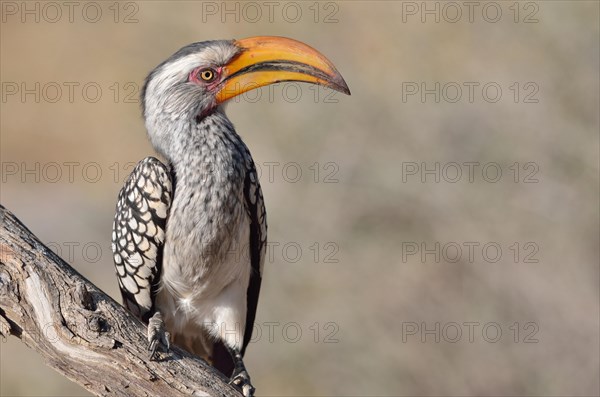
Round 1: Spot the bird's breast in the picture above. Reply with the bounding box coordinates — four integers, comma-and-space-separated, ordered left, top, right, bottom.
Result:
158, 170, 252, 345
160, 141, 250, 301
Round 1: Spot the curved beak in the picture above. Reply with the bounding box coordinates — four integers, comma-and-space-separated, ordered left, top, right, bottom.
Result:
215, 36, 350, 104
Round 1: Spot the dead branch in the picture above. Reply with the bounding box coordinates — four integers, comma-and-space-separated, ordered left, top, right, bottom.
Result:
0, 204, 241, 397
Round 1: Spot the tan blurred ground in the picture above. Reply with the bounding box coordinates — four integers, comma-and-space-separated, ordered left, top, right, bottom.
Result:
0, 1, 598, 396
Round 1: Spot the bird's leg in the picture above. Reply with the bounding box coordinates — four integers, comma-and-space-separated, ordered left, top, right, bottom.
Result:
226, 345, 255, 397
147, 311, 170, 360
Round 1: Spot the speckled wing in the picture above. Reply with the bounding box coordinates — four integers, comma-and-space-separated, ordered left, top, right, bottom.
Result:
111, 157, 172, 322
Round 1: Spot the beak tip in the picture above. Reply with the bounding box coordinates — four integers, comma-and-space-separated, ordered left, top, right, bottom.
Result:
340, 81, 351, 96
333, 76, 351, 96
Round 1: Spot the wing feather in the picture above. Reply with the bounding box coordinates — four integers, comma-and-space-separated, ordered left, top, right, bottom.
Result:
242, 159, 267, 355
111, 157, 172, 322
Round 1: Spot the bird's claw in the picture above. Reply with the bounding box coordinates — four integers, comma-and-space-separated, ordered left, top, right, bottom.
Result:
230, 368, 255, 397
147, 312, 170, 360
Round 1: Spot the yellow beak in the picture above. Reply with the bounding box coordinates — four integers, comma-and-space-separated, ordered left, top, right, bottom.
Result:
215, 36, 350, 104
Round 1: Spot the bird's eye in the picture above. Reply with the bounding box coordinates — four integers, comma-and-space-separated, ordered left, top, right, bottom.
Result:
198, 69, 216, 82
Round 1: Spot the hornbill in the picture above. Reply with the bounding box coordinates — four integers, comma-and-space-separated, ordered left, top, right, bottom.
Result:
111, 36, 349, 396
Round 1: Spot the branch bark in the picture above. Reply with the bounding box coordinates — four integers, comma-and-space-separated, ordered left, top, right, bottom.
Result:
0, 204, 240, 397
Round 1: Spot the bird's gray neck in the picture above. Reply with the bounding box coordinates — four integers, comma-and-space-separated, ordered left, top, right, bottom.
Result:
151, 110, 248, 187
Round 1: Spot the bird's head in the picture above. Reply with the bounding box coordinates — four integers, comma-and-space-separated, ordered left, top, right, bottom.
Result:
141, 36, 350, 158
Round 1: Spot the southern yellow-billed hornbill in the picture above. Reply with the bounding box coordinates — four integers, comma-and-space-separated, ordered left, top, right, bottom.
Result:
111, 36, 349, 396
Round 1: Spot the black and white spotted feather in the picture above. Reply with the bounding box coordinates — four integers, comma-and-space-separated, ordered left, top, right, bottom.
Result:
111, 156, 172, 322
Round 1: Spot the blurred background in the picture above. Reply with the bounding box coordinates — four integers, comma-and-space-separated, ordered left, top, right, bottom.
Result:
1, 1, 598, 396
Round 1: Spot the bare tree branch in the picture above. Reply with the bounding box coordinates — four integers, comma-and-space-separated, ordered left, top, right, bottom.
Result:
0, 204, 241, 397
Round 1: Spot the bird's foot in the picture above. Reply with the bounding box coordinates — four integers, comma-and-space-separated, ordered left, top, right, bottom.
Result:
230, 368, 255, 397
147, 311, 170, 360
